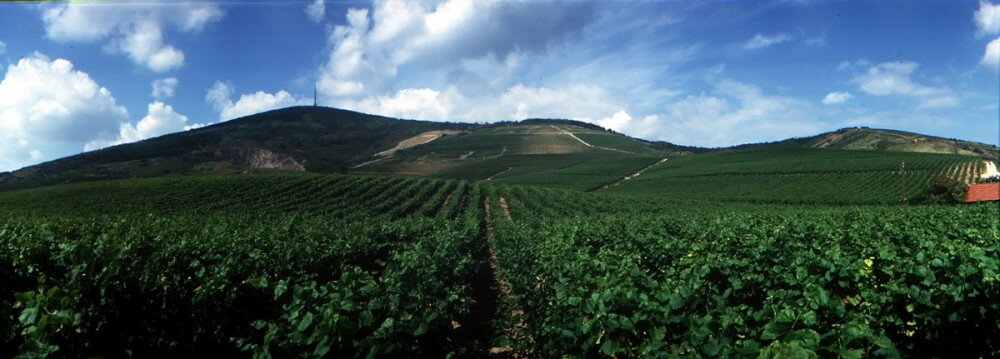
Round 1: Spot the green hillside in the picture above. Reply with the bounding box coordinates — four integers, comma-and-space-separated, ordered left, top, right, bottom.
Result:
2, 106, 996, 197
354, 122, 669, 191
770, 127, 999, 159
604, 147, 983, 204
0, 107, 471, 189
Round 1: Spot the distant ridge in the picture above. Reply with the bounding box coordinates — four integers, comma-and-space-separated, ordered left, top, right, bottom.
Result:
1, 106, 996, 190
780, 127, 999, 159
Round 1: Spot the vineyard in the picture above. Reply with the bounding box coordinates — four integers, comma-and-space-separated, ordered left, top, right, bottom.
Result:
1, 173, 998, 357
607, 148, 984, 204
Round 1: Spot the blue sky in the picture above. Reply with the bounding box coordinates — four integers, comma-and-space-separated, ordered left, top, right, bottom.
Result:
0, 0, 997, 171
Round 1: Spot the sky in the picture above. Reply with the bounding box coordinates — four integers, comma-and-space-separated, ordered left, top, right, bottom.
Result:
0, 0, 998, 172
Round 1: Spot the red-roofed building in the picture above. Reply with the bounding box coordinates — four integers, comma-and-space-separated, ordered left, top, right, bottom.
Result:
965, 183, 1000, 203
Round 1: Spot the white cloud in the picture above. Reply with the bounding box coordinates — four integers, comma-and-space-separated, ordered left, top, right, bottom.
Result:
120, 102, 188, 143
42, 5, 127, 42
0, 40, 5, 54
205, 81, 233, 112
975, 1, 1000, 36
0, 53, 129, 171
41, 3, 223, 72
151, 77, 178, 99
621, 79, 826, 147
854, 61, 958, 109
86, 101, 193, 150
317, 0, 593, 103
822, 91, 853, 105
306, 0, 325, 23
743, 33, 793, 49
837, 59, 870, 70
981, 37, 1000, 71
112, 19, 185, 72
181, 6, 224, 32
338, 83, 620, 123
372, 88, 451, 120
206, 81, 306, 121
596, 110, 633, 131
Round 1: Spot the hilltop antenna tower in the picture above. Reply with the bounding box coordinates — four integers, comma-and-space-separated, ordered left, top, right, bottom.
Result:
313, 87, 318, 107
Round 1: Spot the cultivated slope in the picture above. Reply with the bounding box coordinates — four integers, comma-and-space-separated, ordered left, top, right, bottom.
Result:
2, 106, 996, 193
604, 147, 988, 204
775, 127, 999, 159
0, 107, 471, 189
354, 120, 672, 190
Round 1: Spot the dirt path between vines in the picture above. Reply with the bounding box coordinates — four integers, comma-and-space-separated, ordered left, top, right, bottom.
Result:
548, 125, 637, 155
486, 167, 511, 181
440, 192, 454, 211
483, 197, 530, 356
499, 196, 512, 220
961, 160, 975, 184
597, 157, 668, 190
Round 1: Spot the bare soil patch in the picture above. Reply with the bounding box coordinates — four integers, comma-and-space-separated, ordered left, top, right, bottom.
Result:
499, 196, 512, 220
376, 130, 461, 157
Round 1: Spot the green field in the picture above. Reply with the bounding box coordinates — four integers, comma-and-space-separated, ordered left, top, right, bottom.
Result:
605, 147, 981, 204
1, 106, 998, 358
1, 173, 997, 357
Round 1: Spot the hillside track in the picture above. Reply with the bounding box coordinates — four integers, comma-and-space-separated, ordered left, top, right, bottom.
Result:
595, 157, 668, 190
486, 167, 512, 181
548, 125, 638, 155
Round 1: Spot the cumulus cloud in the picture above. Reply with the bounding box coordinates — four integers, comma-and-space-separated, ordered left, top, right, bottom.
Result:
0, 53, 129, 171
595, 110, 633, 132
86, 101, 194, 150
853, 61, 958, 109
340, 83, 625, 125
822, 91, 853, 105
976, 1, 1000, 36
743, 33, 793, 49
306, 0, 325, 23
206, 81, 306, 121
312, 3, 837, 148
317, 0, 594, 102
41, 3, 223, 72
112, 19, 185, 72
982, 37, 1000, 71
618, 80, 826, 147
151, 77, 178, 99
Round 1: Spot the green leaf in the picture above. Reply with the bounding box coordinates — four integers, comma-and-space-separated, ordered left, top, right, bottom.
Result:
297, 312, 313, 332
600, 339, 619, 356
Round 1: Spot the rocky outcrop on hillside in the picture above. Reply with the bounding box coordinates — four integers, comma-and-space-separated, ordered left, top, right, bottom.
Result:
215, 148, 305, 170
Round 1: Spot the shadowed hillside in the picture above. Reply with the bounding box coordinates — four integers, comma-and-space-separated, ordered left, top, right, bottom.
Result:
0, 107, 471, 189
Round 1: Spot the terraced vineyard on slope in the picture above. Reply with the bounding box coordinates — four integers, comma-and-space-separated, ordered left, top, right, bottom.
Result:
2, 174, 997, 357
605, 147, 985, 204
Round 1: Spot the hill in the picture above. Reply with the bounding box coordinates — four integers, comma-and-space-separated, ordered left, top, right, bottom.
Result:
770, 127, 998, 159
1, 106, 997, 193
0, 107, 471, 189
603, 147, 988, 204
0, 107, 679, 190
354, 121, 671, 191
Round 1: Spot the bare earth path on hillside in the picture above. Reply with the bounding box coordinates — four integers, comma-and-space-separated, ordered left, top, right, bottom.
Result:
486, 167, 511, 181
353, 130, 459, 168
598, 157, 668, 189
548, 125, 637, 155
